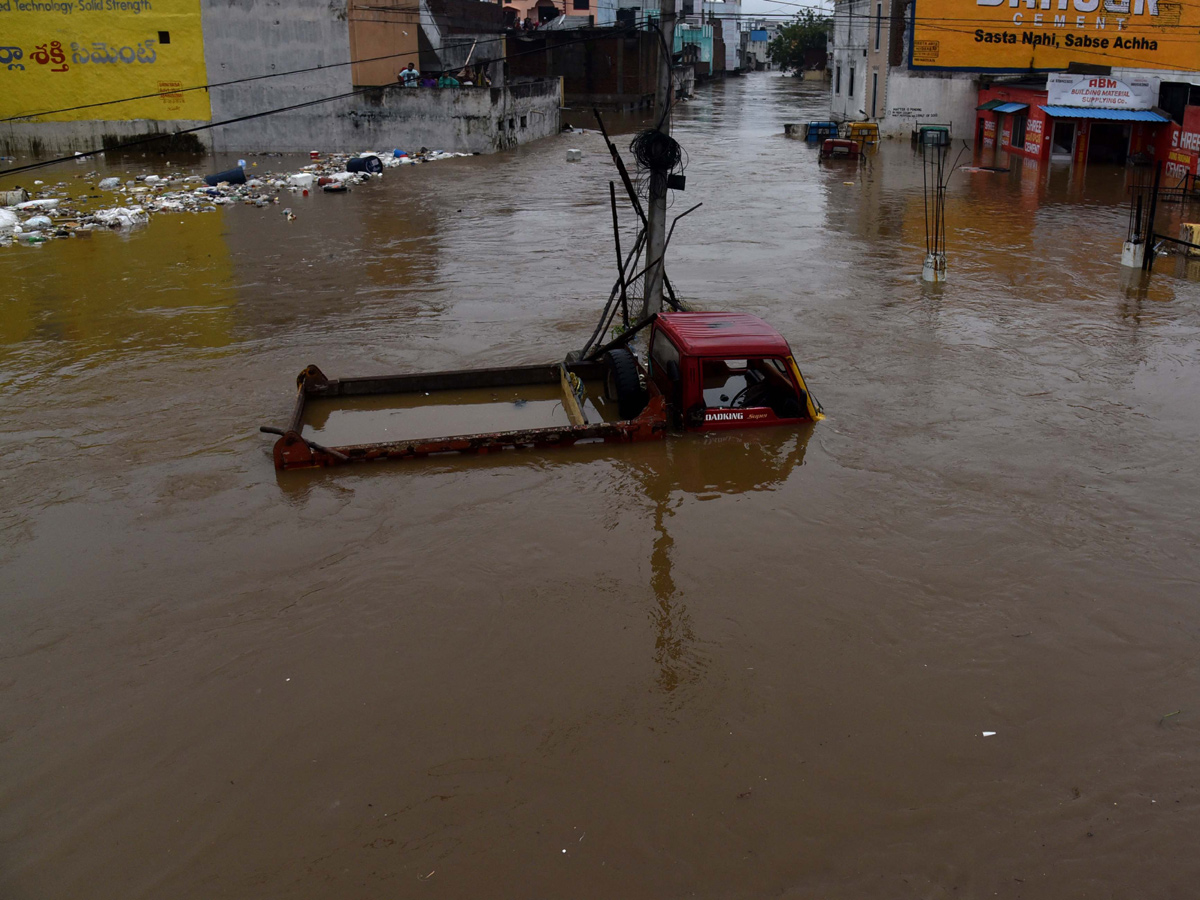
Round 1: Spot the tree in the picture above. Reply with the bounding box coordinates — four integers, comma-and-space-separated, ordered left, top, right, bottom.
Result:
767, 10, 832, 71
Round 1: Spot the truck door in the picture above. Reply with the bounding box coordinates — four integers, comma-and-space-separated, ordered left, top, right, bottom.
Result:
648, 328, 684, 411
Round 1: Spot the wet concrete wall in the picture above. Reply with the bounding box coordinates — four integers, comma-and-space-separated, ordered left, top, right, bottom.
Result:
206, 81, 563, 154
1, 0, 558, 156
883, 69, 979, 139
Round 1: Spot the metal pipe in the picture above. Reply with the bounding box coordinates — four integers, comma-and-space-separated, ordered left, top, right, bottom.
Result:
1143, 161, 1161, 273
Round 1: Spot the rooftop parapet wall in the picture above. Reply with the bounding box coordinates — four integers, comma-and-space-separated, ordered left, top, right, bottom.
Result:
1, 81, 561, 156
208, 80, 562, 153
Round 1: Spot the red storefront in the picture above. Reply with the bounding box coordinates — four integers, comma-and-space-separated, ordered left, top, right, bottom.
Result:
976, 78, 1172, 167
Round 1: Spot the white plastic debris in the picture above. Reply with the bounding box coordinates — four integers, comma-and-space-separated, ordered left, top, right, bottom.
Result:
288, 173, 315, 188
982, 731, 996, 737
94, 206, 149, 229
98, 177, 122, 190
0, 209, 18, 233
15, 198, 59, 210
566, 148, 582, 162
23, 215, 53, 230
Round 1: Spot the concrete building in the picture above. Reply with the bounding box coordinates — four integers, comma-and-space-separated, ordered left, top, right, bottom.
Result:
831, 0, 1200, 146
699, 1, 744, 73
741, 19, 778, 71
976, 74, 1199, 177
828, 0, 978, 135
507, 25, 660, 109
675, 22, 719, 76
1, 0, 561, 156
502, 0, 619, 27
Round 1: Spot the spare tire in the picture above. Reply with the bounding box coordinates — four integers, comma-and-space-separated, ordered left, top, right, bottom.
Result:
604, 348, 648, 420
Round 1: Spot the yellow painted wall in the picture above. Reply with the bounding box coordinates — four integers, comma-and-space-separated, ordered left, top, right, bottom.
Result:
911, 0, 1200, 71
0, 0, 210, 121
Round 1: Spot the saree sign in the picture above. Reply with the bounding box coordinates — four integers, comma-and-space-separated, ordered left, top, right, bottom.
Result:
0, 0, 210, 121
911, 0, 1200, 72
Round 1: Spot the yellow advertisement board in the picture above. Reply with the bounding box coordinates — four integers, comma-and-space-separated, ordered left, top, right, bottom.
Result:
911, 0, 1200, 72
0, 0, 210, 122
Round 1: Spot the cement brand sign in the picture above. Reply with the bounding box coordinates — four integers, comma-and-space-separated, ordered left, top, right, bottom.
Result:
911, 0, 1200, 72
0, 0, 211, 121
1046, 73, 1160, 108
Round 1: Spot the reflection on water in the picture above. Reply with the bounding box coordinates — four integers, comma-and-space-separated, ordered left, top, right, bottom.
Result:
0, 215, 237, 370
3, 73, 1200, 900
621, 426, 814, 694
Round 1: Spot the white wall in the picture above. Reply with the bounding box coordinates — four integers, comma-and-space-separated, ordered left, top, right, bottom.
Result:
702, 0, 742, 71
883, 70, 979, 138
829, 0, 870, 119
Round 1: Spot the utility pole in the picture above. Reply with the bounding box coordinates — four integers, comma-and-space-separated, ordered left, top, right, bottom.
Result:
641, 0, 675, 319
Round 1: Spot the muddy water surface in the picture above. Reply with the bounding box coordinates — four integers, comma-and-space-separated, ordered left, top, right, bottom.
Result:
3, 74, 1200, 899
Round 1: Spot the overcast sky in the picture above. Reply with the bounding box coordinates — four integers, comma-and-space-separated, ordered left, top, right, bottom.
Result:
735, 0, 832, 22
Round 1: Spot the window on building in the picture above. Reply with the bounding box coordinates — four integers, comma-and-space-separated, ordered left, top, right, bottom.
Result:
875, 3, 882, 51
1011, 115, 1027, 148
573, 0, 589, 8
849, 66, 855, 98
871, 72, 878, 117
1158, 81, 1194, 125
836, 65, 842, 94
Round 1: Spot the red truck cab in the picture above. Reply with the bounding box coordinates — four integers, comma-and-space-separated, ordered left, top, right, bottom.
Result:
645, 312, 823, 430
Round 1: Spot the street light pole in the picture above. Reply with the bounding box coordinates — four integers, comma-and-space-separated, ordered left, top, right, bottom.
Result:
641, 0, 675, 319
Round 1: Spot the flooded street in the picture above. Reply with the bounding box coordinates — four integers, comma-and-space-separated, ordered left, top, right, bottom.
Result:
3, 72, 1200, 898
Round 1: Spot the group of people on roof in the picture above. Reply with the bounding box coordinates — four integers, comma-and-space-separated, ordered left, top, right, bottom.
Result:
397, 62, 491, 89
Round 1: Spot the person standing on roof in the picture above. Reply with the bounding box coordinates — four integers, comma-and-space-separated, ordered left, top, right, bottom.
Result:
399, 62, 420, 87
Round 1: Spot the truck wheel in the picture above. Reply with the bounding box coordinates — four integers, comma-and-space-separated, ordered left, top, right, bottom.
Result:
604, 348, 648, 420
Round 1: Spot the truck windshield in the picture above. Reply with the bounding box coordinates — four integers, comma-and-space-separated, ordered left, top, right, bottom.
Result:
701, 358, 805, 417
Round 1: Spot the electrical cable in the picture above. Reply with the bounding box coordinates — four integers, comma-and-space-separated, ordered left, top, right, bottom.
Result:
2, 12, 662, 124
5, 5, 1188, 126
0, 20, 664, 177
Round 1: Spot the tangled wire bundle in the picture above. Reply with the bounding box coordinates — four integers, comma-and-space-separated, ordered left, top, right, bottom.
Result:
629, 128, 683, 173
629, 128, 686, 204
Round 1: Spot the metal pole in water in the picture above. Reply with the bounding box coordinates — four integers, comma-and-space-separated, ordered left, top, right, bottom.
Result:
921, 140, 947, 283
642, 0, 676, 318
1142, 161, 1161, 274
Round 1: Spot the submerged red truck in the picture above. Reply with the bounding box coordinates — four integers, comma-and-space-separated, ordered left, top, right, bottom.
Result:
264, 311, 822, 470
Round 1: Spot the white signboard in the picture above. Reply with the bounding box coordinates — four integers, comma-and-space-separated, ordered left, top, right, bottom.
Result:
1046, 74, 1160, 110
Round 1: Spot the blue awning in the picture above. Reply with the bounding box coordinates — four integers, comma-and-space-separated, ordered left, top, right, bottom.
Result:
993, 102, 1028, 114
1039, 105, 1169, 122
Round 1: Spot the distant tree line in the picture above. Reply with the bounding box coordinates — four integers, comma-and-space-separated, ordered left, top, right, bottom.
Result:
767, 10, 833, 71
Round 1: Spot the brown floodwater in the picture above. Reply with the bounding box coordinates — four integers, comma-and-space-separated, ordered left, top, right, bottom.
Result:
3, 73, 1200, 899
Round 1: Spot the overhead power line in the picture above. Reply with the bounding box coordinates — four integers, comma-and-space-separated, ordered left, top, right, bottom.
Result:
0, 20, 666, 177
1, 11, 684, 124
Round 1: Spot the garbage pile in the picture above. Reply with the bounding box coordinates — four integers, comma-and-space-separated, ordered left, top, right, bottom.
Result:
0, 148, 473, 248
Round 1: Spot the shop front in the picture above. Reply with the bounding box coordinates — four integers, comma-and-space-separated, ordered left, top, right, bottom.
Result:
976, 75, 1169, 167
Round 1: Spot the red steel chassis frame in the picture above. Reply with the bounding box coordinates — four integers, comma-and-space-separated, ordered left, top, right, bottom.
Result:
269, 363, 667, 470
